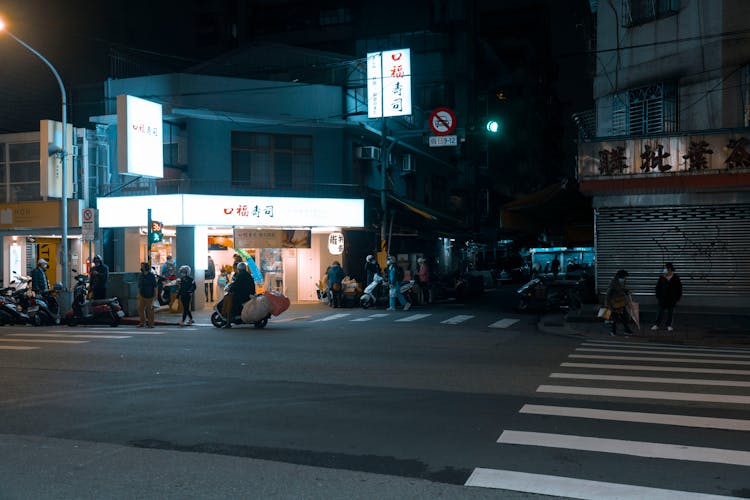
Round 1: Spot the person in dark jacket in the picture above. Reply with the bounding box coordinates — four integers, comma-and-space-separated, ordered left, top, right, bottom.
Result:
326, 261, 345, 308
224, 261, 255, 327
364, 255, 381, 285
205, 256, 216, 302
605, 269, 633, 336
90, 255, 109, 299
177, 265, 195, 326
30, 258, 50, 293
651, 262, 683, 332
136, 262, 157, 328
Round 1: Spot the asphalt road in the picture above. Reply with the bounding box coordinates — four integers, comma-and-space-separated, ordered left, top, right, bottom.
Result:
1, 288, 748, 499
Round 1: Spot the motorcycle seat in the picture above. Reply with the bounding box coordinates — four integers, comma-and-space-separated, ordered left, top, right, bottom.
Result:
91, 298, 118, 305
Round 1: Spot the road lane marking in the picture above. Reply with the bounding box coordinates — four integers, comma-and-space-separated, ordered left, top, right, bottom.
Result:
520, 404, 750, 431
119, 331, 165, 335
561, 362, 750, 376
465, 468, 731, 499
537, 384, 750, 405
311, 313, 350, 322
488, 318, 520, 329
351, 314, 389, 322
395, 314, 431, 322
0, 346, 39, 350
576, 347, 750, 359
441, 315, 474, 325
0, 338, 87, 344
497, 430, 750, 467
7, 333, 130, 339
550, 372, 750, 388
582, 341, 750, 354
569, 354, 750, 366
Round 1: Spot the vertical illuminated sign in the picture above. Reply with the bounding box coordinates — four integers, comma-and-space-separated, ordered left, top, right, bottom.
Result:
367, 48, 412, 118
117, 95, 164, 178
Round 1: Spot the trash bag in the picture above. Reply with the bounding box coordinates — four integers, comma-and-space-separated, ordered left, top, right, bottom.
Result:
241, 295, 273, 323
263, 291, 290, 316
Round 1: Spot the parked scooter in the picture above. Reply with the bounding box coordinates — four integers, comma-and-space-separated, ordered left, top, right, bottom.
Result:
360, 274, 416, 309
28, 285, 62, 325
0, 286, 33, 325
516, 276, 583, 312
62, 270, 124, 327
3, 274, 40, 326
157, 274, 178, 306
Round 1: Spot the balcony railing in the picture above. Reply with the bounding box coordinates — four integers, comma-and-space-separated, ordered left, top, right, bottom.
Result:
577, 129, 750, 180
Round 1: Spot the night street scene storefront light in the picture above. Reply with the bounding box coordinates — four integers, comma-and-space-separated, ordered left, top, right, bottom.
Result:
0, 16, 71, 290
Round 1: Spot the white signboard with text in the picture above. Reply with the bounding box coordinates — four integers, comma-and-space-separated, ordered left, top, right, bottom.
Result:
117, 95, 164, 178
367, 48, 412, 118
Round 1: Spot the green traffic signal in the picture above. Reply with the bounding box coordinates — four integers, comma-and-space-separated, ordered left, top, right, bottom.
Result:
150, 220, 163, 243
485, 119, 502, 134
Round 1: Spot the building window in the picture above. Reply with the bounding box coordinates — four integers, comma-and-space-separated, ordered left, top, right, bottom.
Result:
6, 142, 40, 203
622, 0, 679, 27
610, 82, 677, 136
231, 132, 313, 190
320, 8, 351, 26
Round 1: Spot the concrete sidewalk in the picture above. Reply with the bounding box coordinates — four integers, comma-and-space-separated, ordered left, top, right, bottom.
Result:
538, 303, 750, 345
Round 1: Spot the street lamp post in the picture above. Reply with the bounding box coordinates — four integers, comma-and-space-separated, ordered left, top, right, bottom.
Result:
0, 19, 70, 290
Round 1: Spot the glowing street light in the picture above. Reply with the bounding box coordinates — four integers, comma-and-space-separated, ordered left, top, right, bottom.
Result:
0, 17, 70, 290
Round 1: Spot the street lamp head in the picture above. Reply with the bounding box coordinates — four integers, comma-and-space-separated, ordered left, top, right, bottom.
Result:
0, 18, 6, 31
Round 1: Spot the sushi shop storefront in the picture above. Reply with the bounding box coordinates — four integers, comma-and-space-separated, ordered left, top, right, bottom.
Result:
96, 194, 364, 307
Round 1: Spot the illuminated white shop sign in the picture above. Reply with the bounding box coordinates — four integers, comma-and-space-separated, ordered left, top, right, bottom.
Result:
367, 48, 412, 118
97, 194, 365, 228
117, 95, 164, 178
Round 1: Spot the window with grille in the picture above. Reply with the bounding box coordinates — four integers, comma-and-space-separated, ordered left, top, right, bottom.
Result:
231, 132, 313, 190
622, 0, 679, 26
609, 82, 677, 136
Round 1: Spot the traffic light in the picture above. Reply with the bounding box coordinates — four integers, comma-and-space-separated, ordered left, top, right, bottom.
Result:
149, 220, 163, 243
485, 118, 502, 134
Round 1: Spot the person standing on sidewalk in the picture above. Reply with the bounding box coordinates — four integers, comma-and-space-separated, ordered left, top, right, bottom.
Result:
386, 256, 410, 312
178, 265, 196, 326
90, 255, 109, 299
205, 256, 216, 302
605, 269, 633, 336
651, 262, 682, 333
136, 262, 157, 328
326, 260, 345, 308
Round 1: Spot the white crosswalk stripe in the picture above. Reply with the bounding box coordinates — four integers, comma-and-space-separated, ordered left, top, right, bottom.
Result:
395, 313, 431, 322
0, 337, 88, 344
467, 340, 750, 498
0, 345, 38, 350
311, 313, 351, 322
441, 315, 474, 325
7, 333, 131, 339
488, 318, 519, 328
351, 314, 389, 322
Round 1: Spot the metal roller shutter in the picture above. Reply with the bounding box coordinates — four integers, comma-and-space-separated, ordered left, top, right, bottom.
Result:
595, 204, 750, 308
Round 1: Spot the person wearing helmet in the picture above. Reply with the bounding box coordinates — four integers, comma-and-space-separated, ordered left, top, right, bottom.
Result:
606, 269, 633, 336
364, 254, 381, 285
31, 258, 50, 293
90, 255, 110, 299
224, 261, 256, 327
386, 255, 410, 311
177, 265, 196, 326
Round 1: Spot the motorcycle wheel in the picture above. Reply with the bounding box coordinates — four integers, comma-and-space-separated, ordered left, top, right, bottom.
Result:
110, 312, 121, 327
211, 311, 227, 328
254, 316, 269, 329
158, 288, 170, 306
66, 317, 78, 327
32, 314, 42, 327
360, 296, 372, 309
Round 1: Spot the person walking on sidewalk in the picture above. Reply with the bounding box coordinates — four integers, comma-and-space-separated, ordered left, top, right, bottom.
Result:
651, 262, 682, 333
386, 256, 410, 311
178, 265, 196, 326
606, 269, 633, 336
136, 262, 157, 328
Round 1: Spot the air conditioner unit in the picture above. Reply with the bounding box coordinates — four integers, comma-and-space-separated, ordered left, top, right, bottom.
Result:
357, 146, 381, 160
401, 154, 416, 173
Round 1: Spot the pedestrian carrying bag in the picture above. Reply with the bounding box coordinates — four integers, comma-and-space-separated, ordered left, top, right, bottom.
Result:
597, 306, 611, 320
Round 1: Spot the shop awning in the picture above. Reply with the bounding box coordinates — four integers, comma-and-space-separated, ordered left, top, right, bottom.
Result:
387, 194, 463, 225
